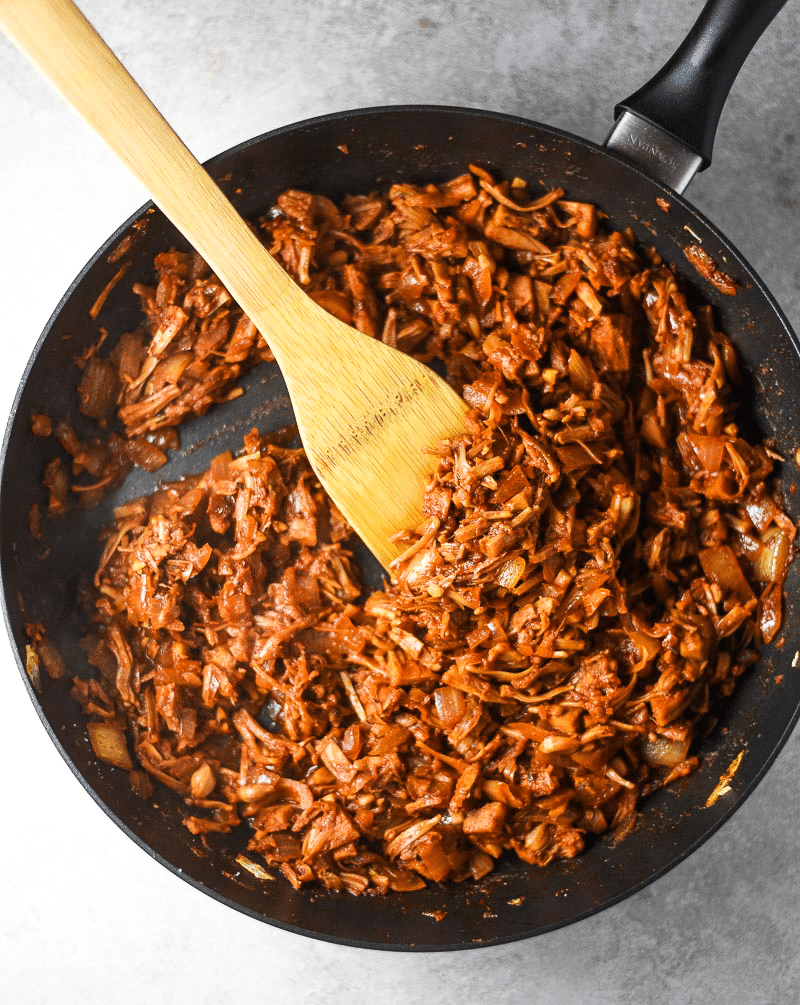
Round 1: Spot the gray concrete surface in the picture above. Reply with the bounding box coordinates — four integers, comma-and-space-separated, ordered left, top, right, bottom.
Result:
1, 1, 799, 1001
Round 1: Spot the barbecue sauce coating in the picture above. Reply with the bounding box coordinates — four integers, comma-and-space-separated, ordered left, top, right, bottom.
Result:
72, 167, 794, 895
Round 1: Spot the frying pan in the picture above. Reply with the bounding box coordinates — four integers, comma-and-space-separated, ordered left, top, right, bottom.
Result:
2, 0, 798, 951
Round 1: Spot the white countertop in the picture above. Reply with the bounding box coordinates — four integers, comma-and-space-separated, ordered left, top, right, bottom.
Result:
2, 1, 800, 1001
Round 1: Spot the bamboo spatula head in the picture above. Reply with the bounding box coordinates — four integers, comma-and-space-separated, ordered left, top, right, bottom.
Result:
265, 290, 469, 569
0, 0, 468, 571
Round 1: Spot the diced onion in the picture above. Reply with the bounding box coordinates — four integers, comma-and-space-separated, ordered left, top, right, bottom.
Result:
754, 527, 791, 584
690, 434, 726, 473
758, 583, 783, 643
25, 645, 42, 691
699, 545, 754, 601
190, 763, 216, 798
642, 736, 690, 767
210, 451, 233, 480
567, 349, 594, 391
746, 493, 778, 533
626, 629, 661, 665
434, 687, 466, 729
145, 349, 193, 392
496, 556, 526, 589
87, 722, 133, 771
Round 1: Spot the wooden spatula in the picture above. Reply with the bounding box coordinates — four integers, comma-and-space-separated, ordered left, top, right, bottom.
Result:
0, 0, 468, 571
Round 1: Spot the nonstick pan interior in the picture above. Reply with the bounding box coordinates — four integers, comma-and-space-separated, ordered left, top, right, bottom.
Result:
3, 106, 800, 950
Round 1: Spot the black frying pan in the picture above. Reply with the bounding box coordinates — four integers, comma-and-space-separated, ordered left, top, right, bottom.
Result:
2, 0, 798, 951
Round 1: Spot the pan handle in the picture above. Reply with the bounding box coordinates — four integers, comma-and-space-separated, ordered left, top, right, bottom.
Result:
604, 0, 789, 194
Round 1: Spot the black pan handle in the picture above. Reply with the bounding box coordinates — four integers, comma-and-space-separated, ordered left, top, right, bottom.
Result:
605, 0, 789, 193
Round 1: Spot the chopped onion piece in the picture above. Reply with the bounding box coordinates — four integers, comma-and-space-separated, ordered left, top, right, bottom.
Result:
567, 349, 594, 391
677, 432, 726, 474
210, 451, 233, 480
626, 629, 661, 666
642, 736, 690, 767
699, 545, 754, 602
758, 583, 783, 643
190, 763, 216, 798
496, 556, 526, 589
746, 493, 777, 533
754, 527, 791, 584
146, 349, 193, 392
434, 686, 466, 729
87, 722, 133, 771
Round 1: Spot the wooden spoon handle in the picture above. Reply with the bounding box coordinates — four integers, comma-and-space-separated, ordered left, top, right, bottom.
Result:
0, 0, 296, 339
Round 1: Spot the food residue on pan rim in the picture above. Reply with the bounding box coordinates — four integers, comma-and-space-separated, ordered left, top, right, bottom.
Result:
705, 750, 745, 807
